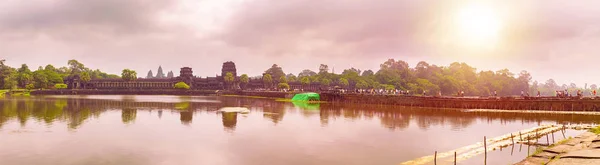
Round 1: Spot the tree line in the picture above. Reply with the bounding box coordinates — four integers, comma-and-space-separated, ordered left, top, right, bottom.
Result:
259, 59, 539, 96
2, 58, 593, 96
0, 59, 119, 89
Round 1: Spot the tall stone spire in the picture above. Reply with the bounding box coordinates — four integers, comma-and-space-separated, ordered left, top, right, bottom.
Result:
167, 71, 174, 78
156, 66, 166, 78
146, 70, 154, 78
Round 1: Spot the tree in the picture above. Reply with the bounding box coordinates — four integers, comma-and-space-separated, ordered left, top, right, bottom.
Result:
321, 78, 331, 86
174, 82, 190, 89
167, 71, 174, 78
44, 64, 56, 72
361, 70, 374, 77
54, 83, 68, 89
224, 72, 235, 89
240, 74, 249, 89
355, 80, 369, 89
3, 74, 17, 89
263, 74, 273, 88
342, 68, 361, 75
339, 78, 349, 88
301, 77, 311, 87
146, 70, 154, 78
25, 83, 35, 90
319, 64, 329, 74
286, 74, 297, 82
277, 83, 290, 90
68, 59, 85, 75
121, 69, 137, 81
569, 83, 577, 89
17, 73, 32, 88
81, 72, 91, 82
299, 69, 317, 77
33, 71, 49, 89
591, 84, 598, 90
279, 76, 287, 83
264, 64, 285, 80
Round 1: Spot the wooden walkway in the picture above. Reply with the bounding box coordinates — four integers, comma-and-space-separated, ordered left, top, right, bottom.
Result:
399, 124, 598, 165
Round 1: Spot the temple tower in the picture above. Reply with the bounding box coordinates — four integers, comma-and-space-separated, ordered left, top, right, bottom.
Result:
221, 61, 237, 77
180, 67, 193, 78
156, 66, 166, 78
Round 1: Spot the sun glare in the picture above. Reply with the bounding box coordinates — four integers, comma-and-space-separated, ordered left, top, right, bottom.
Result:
454, 2, 503, 48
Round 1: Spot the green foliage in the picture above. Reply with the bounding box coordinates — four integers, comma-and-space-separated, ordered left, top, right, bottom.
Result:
301, 76, 311, 86
174, 82, 190, 89
240, 74, 249, 84
33, 71, 49, 89
279, 76, 287, 83
224, 72, 234, 83
287, 74, 297, 82
3, 73, 18, 89
121, 69, 137, 81
277, 83, 290, 90
355, 80, 369, 89
590, 126, 600, 134
54, 83, 68, 89
264, 64, 285, 80
299, 69, 317, 77
383, 84, 395, 91
338, 78, 349, 87
80, 72, 91, 82
68, 59, 85, 75
263, 74, 273, 87
321, 78, 331, 86
25, 83, 35, 90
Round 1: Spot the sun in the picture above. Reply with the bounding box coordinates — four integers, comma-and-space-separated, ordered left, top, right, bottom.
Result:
454, 2, 503, 48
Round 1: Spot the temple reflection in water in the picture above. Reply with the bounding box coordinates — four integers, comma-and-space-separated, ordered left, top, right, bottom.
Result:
1, 96, 600, 131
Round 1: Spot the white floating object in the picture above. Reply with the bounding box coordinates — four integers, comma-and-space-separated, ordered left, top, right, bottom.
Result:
218, 107, 250, 114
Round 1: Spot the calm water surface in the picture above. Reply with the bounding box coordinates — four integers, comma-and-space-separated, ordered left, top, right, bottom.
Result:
0, 95, 598, 165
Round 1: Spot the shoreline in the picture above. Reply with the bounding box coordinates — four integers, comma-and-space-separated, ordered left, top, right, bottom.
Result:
16, 89, 600, 112
516, 130, 600, 165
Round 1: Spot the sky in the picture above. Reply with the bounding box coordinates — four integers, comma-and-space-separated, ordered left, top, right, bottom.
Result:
1, 0, 599, 86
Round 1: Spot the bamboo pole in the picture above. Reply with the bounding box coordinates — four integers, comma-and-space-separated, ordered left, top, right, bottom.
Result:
520, 132, 522, 141
511, 143, 514, 156
454, 151, 457, 165
434, 151, 437, 165
511, 133, 515, 145
484, 136, 487, 165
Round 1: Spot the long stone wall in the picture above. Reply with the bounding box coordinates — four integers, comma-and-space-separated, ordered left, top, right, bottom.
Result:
31, 89, 218, 95
320, 93, 600, 111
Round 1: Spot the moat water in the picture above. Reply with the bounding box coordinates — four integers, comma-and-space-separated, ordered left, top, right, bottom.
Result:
0, 95, 598, 165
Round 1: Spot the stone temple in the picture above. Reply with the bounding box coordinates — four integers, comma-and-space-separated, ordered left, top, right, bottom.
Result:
66, 61, 328, 91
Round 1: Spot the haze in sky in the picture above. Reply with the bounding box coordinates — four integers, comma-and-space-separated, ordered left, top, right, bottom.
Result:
1, 0, 599, 86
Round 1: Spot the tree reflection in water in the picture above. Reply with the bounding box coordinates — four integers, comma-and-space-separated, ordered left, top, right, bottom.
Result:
121, 108, 137, 124
180, 111, 192, 125
221, 112, 237, 131
1, 96, 600, 131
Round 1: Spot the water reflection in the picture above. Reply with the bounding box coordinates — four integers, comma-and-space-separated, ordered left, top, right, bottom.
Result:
122, 108, 137, 124
2, 96, 600, 165
221, 112, 238, 131
1, 96, 600, 131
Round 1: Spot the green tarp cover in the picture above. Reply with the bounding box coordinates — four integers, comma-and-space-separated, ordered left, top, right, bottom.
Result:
291, 92, 320, 101
292, 102, 320, 111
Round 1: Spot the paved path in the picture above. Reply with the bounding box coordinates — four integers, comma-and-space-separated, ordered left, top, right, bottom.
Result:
515, 132, 600, 165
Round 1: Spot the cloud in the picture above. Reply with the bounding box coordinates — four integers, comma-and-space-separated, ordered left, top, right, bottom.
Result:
217, 0, 434, 58
0, 0, 177, 41
1, 0, 600, 85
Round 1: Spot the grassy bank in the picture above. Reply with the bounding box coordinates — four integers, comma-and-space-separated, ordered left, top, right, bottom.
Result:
590, 126, 600, 134
0, 90, 8, 97
0, 89, 32, 97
